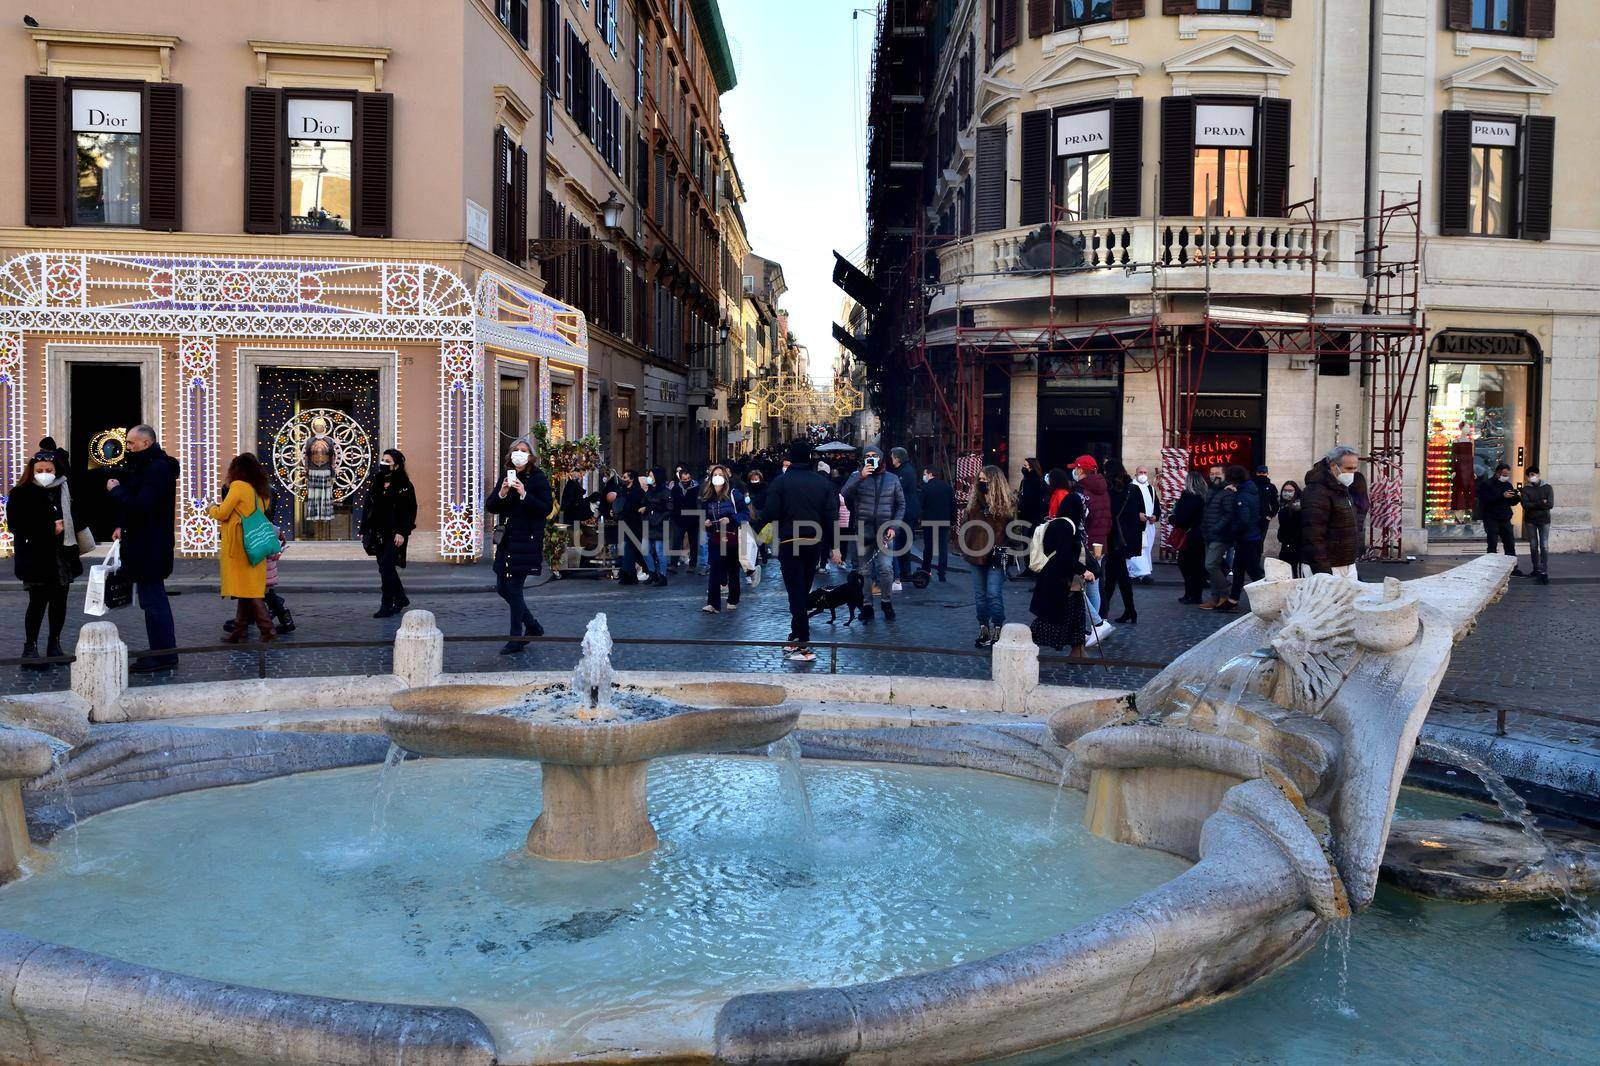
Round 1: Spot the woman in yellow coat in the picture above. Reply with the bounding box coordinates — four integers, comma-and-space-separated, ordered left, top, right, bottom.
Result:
207, 452, 275, 643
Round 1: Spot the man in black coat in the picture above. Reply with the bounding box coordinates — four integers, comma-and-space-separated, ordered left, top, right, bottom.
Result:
759, 440, 839, 661
917, 466, 955, 582
107, 424, 179, 672
889, 446, 922, 584
667, 466, 701, 574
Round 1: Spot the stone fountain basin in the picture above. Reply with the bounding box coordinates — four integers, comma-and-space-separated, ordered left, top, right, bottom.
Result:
382, 681, 798, 765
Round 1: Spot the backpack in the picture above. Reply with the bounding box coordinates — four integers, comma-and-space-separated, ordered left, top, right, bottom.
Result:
1028, 516, 1076, 573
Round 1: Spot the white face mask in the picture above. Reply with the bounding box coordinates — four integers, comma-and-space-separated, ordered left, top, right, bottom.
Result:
510, 451, 530, 468
1336, 471, 1356, 487
1136, 474, 1149, 485
711, 475, 727, 488
32, 472, 55, 488
1527, 476, 1539, 484
1497, 474, 1511, 483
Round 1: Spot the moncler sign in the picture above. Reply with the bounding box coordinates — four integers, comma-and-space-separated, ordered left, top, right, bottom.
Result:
1056, 110, 1110, 156
288, 98, 354, 141
1195, 104, 1255, 147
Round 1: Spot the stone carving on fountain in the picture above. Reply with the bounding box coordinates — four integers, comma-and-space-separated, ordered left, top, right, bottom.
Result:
380, 614, 799, 861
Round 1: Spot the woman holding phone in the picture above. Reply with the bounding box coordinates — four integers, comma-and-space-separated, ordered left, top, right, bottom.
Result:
485, 437, 554, 653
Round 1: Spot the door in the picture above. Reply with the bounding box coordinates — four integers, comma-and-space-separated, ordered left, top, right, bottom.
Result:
69, 363, 143, 540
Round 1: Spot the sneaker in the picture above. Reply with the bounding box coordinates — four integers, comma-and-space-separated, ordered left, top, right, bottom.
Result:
1084, 628, 1100, 648
701, 604, 719, 614
974, 625, 991, 649
1094, 621, 1115, 642
891, 581, 903, 593
881, 601, 896, 621
787, 648, 817, 663
1511, 568, 1528, 577
858, 604, 874, 622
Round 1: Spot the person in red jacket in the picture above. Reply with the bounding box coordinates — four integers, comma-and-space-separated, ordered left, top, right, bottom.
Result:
1072, 455, 1111, 551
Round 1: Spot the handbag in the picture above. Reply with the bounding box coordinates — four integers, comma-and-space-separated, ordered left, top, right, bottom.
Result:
1163, 524, 1188, 552
241, 494, 279, 566
76, 527, 97, 554
85, 540, 131, 615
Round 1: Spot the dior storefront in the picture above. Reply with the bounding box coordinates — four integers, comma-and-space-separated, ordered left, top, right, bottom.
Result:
0, 253, 587, 562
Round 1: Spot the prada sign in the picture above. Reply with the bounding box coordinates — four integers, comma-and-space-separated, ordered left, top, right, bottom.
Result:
1471, 119, 1518, 147
1195, 104, 1254, 147
1190, 396, 1264, 430
1056, 110, 1110, 156
1430, 330, 1535, 362
1040, 393, 1118, 427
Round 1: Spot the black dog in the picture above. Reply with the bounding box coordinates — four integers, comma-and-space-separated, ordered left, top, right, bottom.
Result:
808, 572, 865, 624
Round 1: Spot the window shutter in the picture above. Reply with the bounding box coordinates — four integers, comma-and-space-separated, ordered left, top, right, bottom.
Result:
1159, 96, 1195, 217
24, 76, 67, 228
975, 123, 1008, 233
653, 151, 666, 226
140, 83, 183, 231
999, 0, 1020, 51
1520, 115, 1554, 241
1438, 110, 1473, 236
512, 145, 529, 264
1019, 109, 1052, 225
1108, 98, 1142, 218
492, 128, 509, 258
1162, 1, 1198, 15
243, 87, 284, 234
1260, 0, 1292, 17
1257, 98, 1291, 218
353, 92, 393, 238
514, 0, 529, 48
1028, 0, 1051, 37
1443, 0, 1473, 32
1524, 0, 1555, 39
1111, 1, 1146, 17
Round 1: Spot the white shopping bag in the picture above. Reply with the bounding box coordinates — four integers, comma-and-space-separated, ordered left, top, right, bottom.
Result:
738, 523, 760, 585
83, 540, 121, 617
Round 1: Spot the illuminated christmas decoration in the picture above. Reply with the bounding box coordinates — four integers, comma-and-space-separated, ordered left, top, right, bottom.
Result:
0, 331, 24, 553
270, 408, 373, 502
176, 334, 219, 555
438, 340, 482, 560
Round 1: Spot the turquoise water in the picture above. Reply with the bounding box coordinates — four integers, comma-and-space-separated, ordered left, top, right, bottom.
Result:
0, 756, 1185, 1060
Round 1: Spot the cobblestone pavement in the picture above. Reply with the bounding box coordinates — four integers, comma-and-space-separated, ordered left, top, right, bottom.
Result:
1, 550, 1593, 752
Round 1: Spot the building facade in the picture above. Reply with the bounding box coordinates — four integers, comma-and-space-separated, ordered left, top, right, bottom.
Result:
2, 0, 588, 562
861, 0, 1598, 554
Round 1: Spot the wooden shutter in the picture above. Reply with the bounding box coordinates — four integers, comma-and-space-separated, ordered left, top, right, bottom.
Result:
1520, 115, 1554, 241
1111, 0, 1146, 17
140, 83, 182, 231
243, 87, 284, 234
653, 151, 666, 226
492, 127, 509, 258
1019, 109, 1052, 226
1162, 1, 1197, 14
1438, 110, 1473, 236
975, 123, 1008, 232
1108, 98, 1142, 218
1159, 96, 1195, 217
24, 76, 67, 228
999, 0, 1020, 52
514, 0, 530, 48
512, 145, 529, 264
1444, 0, 1473, 32
1525, 0, 1555, 38
1261, 0, 1292, 17
1028, 0, 1051, 37
353, 92, 393, 238
1256, 98, 1291, 218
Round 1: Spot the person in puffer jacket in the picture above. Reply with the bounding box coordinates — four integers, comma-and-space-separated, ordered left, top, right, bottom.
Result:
841, 444, 905, 621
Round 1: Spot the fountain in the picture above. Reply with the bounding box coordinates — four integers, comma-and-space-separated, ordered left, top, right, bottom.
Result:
380, 614, 800, 860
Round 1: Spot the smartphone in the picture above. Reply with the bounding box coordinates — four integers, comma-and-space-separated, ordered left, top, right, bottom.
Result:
505, 468, 520, 487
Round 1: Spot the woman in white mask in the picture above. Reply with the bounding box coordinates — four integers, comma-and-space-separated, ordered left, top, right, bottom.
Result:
485, 438, 553, 653
698, 464, 749, 612
6, 453, 86, 669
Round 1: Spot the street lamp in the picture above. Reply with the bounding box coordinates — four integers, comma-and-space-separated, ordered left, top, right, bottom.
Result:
599, 190, 625, 231
685, 323, 731, 354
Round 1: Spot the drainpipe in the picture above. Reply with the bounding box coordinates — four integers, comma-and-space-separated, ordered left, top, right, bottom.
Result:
1360, 0, 1384, 456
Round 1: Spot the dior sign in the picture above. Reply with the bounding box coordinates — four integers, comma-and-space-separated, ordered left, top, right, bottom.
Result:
72, 90, 142, 134
1195, 104, 1255, 147
288, 98, 354, 141
1056, 110, 1110, 156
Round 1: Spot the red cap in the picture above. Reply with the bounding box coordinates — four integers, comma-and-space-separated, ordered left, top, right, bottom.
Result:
1073, 455, 1098, 471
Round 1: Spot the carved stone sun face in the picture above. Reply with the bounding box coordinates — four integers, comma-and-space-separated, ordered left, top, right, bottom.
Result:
1271, 574, 1360, 714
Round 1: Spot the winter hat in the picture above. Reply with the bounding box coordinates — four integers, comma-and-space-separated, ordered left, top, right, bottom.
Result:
787, 439, 813, 465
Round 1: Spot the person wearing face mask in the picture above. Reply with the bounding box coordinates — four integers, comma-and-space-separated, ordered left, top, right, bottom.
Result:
958, 465, 1015, 647
106, 424, 180, 672
1301, 444, 1365, 577
1476, 461, 1523, 572
841, 444, 906, 621
1275, 480, 1304, 578
1126, 465, 1163, 585
744, 468, 771, 567
1519, 468, 1553, 584
918, 466, 955, 582
485, 439, 554, 653
699, 465, 748, 612
7, 454, 86, 669
667, 466, 701, 575
1168, 471, 1211, 603
888, 447, 922, 588
1199, 464, 1236, 608
362, 450, 418, 618
612, 470, 648, 586
641, 467, 673, 585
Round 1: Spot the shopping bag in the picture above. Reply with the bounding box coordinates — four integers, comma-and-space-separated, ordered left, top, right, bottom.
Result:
241, 494, 279, 566
738, 523, 759, 572
84, 540, 122, 617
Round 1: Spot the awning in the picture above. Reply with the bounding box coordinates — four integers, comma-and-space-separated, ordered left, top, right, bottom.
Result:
474, 271, 588, 365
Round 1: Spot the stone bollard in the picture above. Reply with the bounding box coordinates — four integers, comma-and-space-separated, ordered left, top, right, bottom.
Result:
70, 621, 128, 723
991, 622, 1040, 714
392, 610, 444, 688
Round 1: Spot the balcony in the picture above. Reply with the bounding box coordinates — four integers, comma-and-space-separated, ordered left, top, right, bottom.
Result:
930, 216, 1365, 314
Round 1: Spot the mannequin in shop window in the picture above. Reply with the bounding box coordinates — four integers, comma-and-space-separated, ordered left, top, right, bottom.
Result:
303, 431, 337, 539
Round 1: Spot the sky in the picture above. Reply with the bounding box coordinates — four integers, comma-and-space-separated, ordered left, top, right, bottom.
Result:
718, 0, 875, 383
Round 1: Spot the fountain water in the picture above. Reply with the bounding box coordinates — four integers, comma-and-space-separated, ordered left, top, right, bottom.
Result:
380, 614, 799, 861
1412, 737, 1600, 939
766, 735, 815, 841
